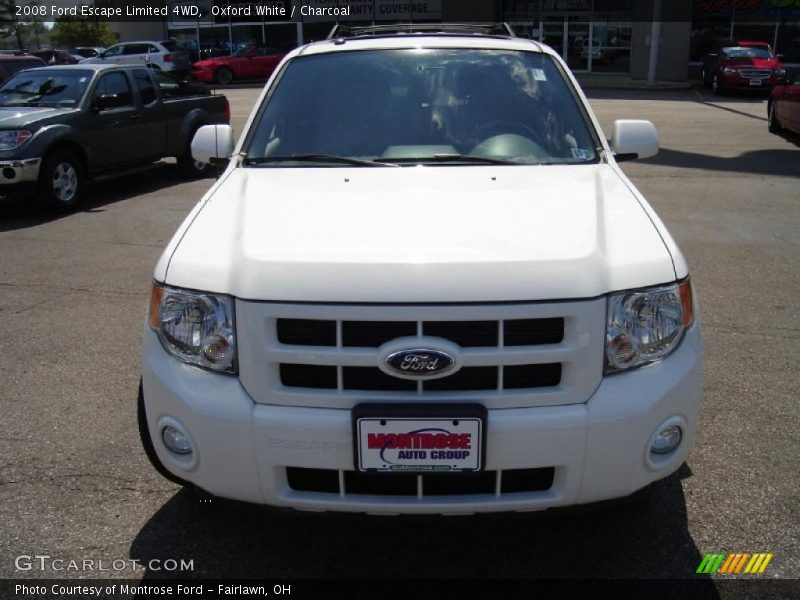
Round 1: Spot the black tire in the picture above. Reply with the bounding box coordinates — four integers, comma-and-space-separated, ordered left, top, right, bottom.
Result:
768, 102, 783, 133
137, 380, 190, 487
214, 66, 234, 85
177, 131, 211, 179
38, 149, 84, 210
711, 74, 723, 96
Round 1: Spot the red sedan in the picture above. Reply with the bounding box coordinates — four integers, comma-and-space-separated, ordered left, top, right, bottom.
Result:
768, 72, 800, 135
701, 40, 786, 95
191, 46, 285, 85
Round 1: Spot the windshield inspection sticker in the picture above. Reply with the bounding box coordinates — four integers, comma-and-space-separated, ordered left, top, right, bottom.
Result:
571, 148, 593, 160
532, 68, 547, 81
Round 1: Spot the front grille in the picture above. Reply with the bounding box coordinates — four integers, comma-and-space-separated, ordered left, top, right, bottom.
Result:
238, 298, 604, 410
286, 467, 555, 497
280, 363, 561, 392
276, 317, 565, 393
276, 317, 564, 348
739, 69, 772, 79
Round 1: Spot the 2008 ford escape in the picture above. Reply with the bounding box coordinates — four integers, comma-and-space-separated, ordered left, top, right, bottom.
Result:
139, 24, 703, 514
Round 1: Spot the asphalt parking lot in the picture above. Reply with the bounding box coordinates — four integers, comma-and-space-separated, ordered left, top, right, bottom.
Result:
0, 86, 798, 586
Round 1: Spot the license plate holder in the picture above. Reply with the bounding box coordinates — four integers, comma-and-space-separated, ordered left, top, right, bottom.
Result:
353, 403, 486, 474
749, 79, 763, 86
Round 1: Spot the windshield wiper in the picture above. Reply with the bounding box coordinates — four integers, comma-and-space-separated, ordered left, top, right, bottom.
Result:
243, 154, 397, 167
380, 154, 523, 166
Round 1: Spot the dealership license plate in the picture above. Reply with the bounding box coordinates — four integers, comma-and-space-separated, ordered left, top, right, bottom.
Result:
749, 79, 763, 86
353, 404, 485, 473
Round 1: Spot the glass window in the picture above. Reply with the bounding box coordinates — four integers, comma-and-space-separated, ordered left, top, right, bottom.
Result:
124, 44, 151, 55
133, 69, 157, 105
0, 70, 93, 107
103, 45, 124, 58
721, 45, 774, 59
246, 49, 599, 166
94, 72, 133, 107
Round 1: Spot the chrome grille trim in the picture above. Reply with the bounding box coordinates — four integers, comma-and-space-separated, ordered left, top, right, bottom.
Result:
738, 69, 772, 79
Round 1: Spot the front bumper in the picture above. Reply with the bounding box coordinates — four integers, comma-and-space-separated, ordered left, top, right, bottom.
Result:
141, 324, 703, 514
0, 157, 41, 186
190, 69, 214, 83
719, 73, 782, 89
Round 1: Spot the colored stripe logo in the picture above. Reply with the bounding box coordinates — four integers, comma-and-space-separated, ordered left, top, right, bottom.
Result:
697, 553, 773, 574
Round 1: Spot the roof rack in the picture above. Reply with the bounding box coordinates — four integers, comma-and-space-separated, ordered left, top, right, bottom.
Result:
327, 23, 516, 41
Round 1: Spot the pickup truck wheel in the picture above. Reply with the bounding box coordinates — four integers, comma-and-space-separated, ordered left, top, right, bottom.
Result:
39, 150, 83, 210
214, 67, 234, 85
137, 380, 190, 487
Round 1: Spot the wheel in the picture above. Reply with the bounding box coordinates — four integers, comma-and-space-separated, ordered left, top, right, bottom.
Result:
137, 380, 190, 487
214, 66, 233, 85
177, 129, 211, 179
768, 102, 783, 133
38, 150, 84, 210
711, 74, 722, 96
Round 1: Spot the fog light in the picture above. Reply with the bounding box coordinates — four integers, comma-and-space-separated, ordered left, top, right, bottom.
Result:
162, 425, 193, 455
651, 425, 682, 454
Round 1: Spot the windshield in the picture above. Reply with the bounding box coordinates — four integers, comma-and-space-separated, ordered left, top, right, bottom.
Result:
0, 70, 92, 107
722, 46, 773, 59
245, 49, 600, 166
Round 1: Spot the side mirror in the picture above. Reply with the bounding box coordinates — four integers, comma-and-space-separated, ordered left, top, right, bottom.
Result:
93, 93, 123, 111
610, 119, 659, 161
191, 124, 235, 166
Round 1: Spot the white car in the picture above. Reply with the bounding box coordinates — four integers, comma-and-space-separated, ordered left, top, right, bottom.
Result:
140, 24, 703, 514
83, 40, 190, 74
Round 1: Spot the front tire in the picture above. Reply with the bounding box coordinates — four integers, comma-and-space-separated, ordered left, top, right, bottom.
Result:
214, 66, 233, 85
712, 74, 723, 96
137, 380, 190, 487
768, 102, 783, 133
38, 150, 84, 210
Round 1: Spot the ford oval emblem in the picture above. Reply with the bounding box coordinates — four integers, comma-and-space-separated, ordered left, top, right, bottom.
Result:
384, 348, 456, 379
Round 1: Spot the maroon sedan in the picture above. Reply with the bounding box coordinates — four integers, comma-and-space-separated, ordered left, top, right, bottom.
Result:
768, 72, 800, 135
191, 46, 285, 85
701, 41, 786, 95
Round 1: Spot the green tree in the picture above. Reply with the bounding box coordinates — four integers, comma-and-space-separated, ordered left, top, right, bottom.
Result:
0, 0, 24, 50
50, 17, 114, 48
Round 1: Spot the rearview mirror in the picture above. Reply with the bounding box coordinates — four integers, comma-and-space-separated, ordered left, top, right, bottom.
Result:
191, 124, 235, 166
610, 119, 659, 161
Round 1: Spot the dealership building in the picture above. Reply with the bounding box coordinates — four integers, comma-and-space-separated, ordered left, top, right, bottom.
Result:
117, 0, 800, 81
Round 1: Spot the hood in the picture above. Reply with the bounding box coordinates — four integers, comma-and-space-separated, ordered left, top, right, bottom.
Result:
163, 164, 677, 303
0, 106, 76, 128
721, 56, 781, 68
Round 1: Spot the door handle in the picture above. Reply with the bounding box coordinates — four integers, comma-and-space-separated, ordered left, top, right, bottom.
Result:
130, 113, 142, 120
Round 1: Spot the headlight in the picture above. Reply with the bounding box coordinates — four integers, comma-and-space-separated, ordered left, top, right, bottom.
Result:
0, 130, 32, 151
774, 68, 786, 78
149, 284, 236, 374
605, 280, 694, 374
721, 67, 737, 74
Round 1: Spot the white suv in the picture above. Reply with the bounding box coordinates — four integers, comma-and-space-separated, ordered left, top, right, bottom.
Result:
140, 25, 703, 514
85, 41, 190, 74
